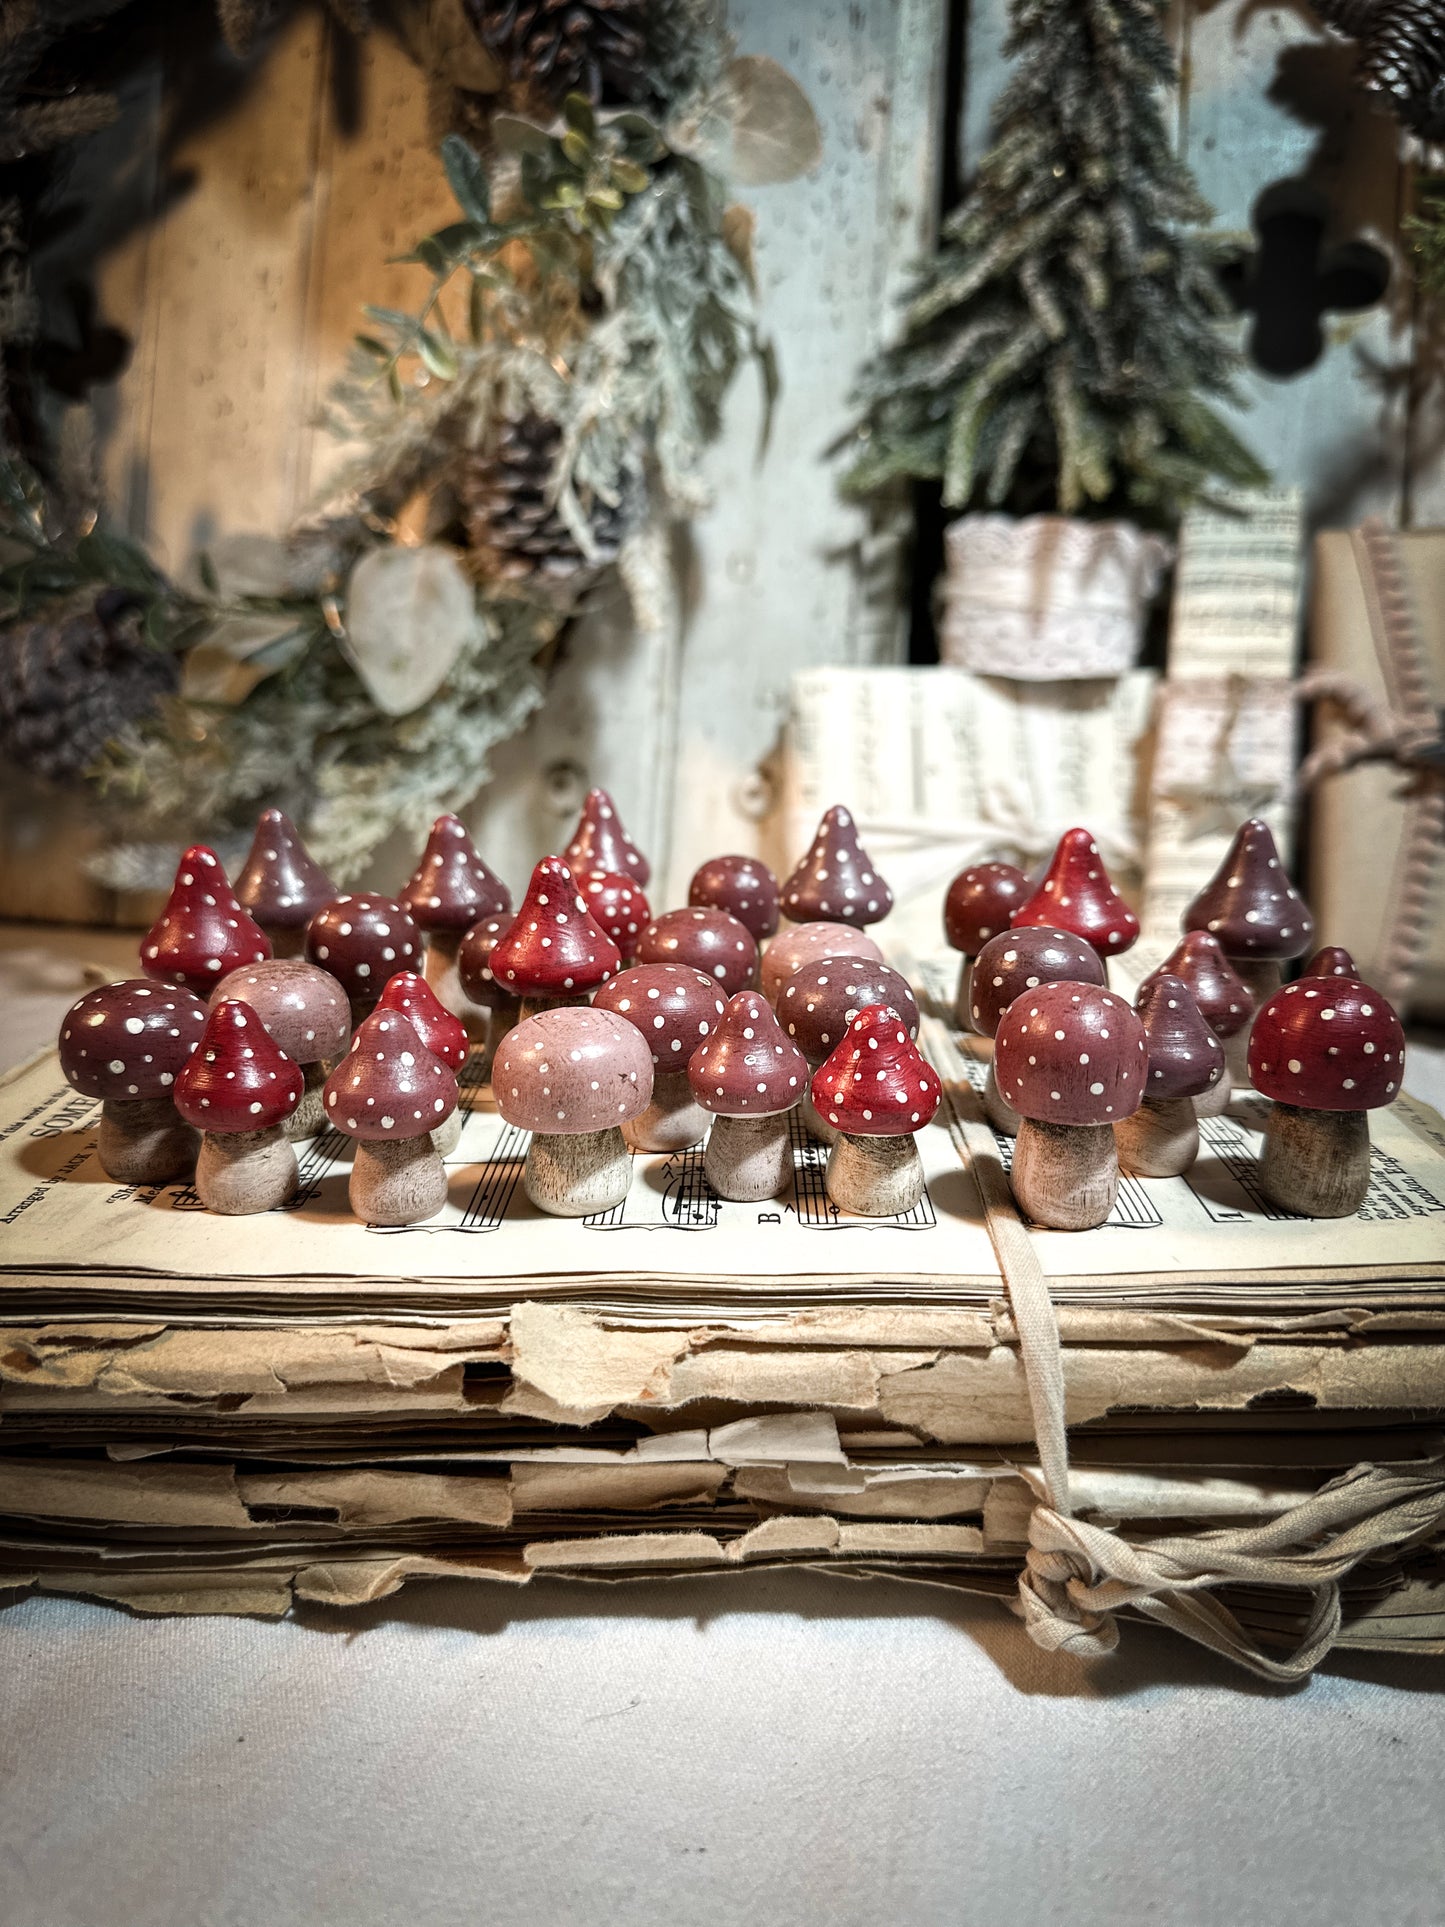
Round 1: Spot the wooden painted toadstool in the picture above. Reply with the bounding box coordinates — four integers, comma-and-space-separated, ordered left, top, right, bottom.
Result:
58, 980, 207, 1184
688, 854, 781, 942
1138, 930, 1251, 1117
142, 845, 271, 994
943, 861, 1029, 1030
969, 926, 1106, 1136
579, 870, 652, 966
323, 1008, 459, 1225
593, 963, 727, 1152
1115, 974, 1224, 1177
689, 990, 809, 1201
306, 893, 422, 1025
1303, 944, 1359, 980
457, 913, 521, 1074
487, 857, 621, 1021
211, 959, 350, 1141
1010, 827, 1139, 966
234, 808, 335, 959
811, 1004, 941, 1216
778, 955, 920, 1144
174, 1000, 304, 1214
563, 786, 650, 887
780, 805, 893, 929
399, 814, 511, 1033
493, 1005, 652, 1216
760, 920, 883, 1007
376, 971, 471, 1156
635, 906, 758, 996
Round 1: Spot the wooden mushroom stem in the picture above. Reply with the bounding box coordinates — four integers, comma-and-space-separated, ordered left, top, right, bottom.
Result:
1114, 1095, 1199, 1179
262, 925, 306, 961
825, 1132, 924, 1217
1258, 1103, 1372, 1219
703, 1111, 794, 1203
519, 990, 585, 1024
1225, 959, 1283, 1086
1010, 1119, 1118, 1231
285, 1058, 337, 1141
799, 1082, 837, 1145
432, 1107, 464, 1157
97, 1096, 198, 1187
983, 1058, 1020, 1137
524, 1126, 632, 1217
624, 1069, 710, 1154
423, 931, 485, 1037
194, 1126, 298, 1215
953, 956, 973, 1033
1193, 1065, 1231, 1117
349, 1136, 449, 1226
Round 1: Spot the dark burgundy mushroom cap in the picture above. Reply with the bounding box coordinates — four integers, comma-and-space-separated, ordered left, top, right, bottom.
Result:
592, 963, 727, 1070
456, 914, 519, 1015
780, 804, 894, 928
811, 1005, 940, 1138
376, 971, 469, 1071
142, 845, 272, 994
1248, 977, 1405, 1112
1138, 931, 1251, 1040
969, 926, 1106, 1039
689, 854, 781, 941
323, 1008, 458, 1142
1183, 817, 1315, 961
1135, 973, 1225, 1102
994, 982, 1147, 1126
399, 813, 511, 934
688, 990, 809, 1117
488, 858, 621, 996
234, 808, 335, 934
305, 894, 422, 1000
174, 1000, 303, 1134
493, 1005, 652, 1134
1303, 945, 1359, 980
635, 906, 758, 996
211, 959, 350, 1066
943, 861, 1029, 958
759, 920, 882, 1006
58, 980, 207, 1102
779, 957, 919, 1065
579, 870, 652, 957
562, 787, 650, 887
1010, 827, 1139, 958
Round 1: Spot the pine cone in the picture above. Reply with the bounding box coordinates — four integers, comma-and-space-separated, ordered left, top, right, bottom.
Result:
464, 0, 650, 107
1359, 0, 1445, 138
1310, 0, 1385, 34
0, 592, 178, 783
459, 414, 629, 585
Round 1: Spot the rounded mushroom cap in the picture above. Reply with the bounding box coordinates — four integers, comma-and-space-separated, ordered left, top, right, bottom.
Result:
635, 906, 758, 995
1303, 944, 1358, 980
969, 927, 1105, 1038
456, 914, 519, 1014
1183, 817, 1315, 960
487, 858, 621, 997
779, 804, 893, 928
592, 963, 727, 1070
322, 1008, 458, 1141
376, 971, 469, 1070
1135, 973, 1225, 1102
943, 861, 1029, 957
1010, 828, 1139, 958
399, 813, 511, 934
562, 787, 650, 887
141, 845, 272, 994
210, 959, 350, 1065
994, 982, 1147, 1125
58, 980, 207, 1102
174, 1000, 303, 1133
1248, 977, 1404, 1112
234, 808, 335, 934
687, 990, 809, 1117
493, 1005, 652, 1134
1138, 931, 1251, 1040
305, 894, 422, 1001
688, 854, 781, 940
760, 921, 883, 1006
810, 1004, 941, 1138
779, 957, 919, 1065
578, 870, 652, 958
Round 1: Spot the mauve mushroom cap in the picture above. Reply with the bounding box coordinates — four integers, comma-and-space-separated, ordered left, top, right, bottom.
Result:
211, 959, 350, 1065
305, 894, 422, 1000
376, 971, 470, 1070
1010, 827, 1139, 958
1183, 817, 1315, 960
399, 813, 511, 934
562, 787, 650, 887
761, 923, 882, 1007
1248, 977, 1405, 1112
688, 990, 809, 1116
323, 1008, 458, 1141
810, 1004, 941, 1138
234, 808, 335, 933
970, 927, 1105, 1038
456, 914, 519, 1014
635, 906, 758, 996
1135, 973, 1225, 1102
493, 1005, 653, 1134
943, 861, 1029, 957
592, 963, 727, 1069
488, 857, 622, 996
688, 854, 781, 940
779, 957, 920, 1065
779, 804, 894, 928
58, 980, 207, 1101
579, 870, 652, 955
1304, 945, 1359, 980
1139, 931, 1251, 1040
174, 1000, 303, 1133
994, 982, 1147, 1126
142, 845, 272, 994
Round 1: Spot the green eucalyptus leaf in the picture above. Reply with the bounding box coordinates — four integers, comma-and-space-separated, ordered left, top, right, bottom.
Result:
561, 129, 591, 168
563, 93, 596, 140
441, 133, 492, 226
610, 158, 650, 195
417, 330, 459, 380
354, 334, 391, 359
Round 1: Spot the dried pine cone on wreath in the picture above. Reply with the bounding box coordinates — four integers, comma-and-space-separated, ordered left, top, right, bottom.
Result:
463, 0, 650, 109
458, 413, 630, 586
0, 591, 177, 783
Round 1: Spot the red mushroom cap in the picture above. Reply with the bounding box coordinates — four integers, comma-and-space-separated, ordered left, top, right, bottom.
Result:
174, 1000, 303, 1133
592, 963, 727, 1071
1010, 828, 1139, 958
1248, 977, 1405, 1112
810, 1004, 941, 1138
376, 971, 470, 1070
635, 906, 758, 996
1134, 973, 1225, 1102
688, 854, 781, 941
687, 990, 809, 1117
58, 980, 207, 1102
779, 957, 919, 1065
305, 894, 422, 1001
399, 813, 511, 935
780, 805, 893, 928
142, 846, 272, 994
1183, 818, 1314, 961
456, 914, 519, 1015
579, 870, 652, 959
211, 959, 350, 1065
969, 926, 1105, 1038
759, 921, 883, 1006
994, 982, 1147, 1125
943, 861, 1029, 958
493, 1005, 653, 1134
1138, 931, 1251, 1041
234, 808, 335, 936
488, 858, 621, 997
562, 787, 650, 887
1303, 945, 1359, 980
323, 1009, 458, 1142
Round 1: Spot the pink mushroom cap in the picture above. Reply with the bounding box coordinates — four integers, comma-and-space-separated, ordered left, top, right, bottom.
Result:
493, 1005, 653, 1134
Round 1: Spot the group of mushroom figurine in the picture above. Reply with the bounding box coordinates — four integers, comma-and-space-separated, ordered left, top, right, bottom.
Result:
944, 817, 1406, 1228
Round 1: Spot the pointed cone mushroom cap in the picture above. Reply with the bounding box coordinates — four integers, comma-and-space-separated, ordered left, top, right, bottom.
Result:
635, 906, 758, 995
943, 861, 1029, 958
810, 1004, 940, 1137
779, 957, 919, 1065
174, 1000, 303, 1133
592, 963, 727, 1069
323, 1008, 458, 1141
1010, 828, 1139, 958
579, 870, 651, 955
142, 846, 272, 994
1248, 977, 1404, 1112
780, 805, 893, 928
305, 894, 422, 1001
399, 813, 511, 934
1304, 944, 1359, 980
563, 787, 650, 887
211, 959, 349, 1065
1183, 818, 1314, 960
688, 990, 809, 1116
488, 858, 621, 997
59, 980, 207, 1102
376, 971, 469, 1070
234, 808, 335, 935
688, 854, 781, 940
493, 1005, 652, 1133
970, 927, 1105, 1039
1138, 931, 1251, 1040
457, 914, 519, 1014
760, 921, 882, 1005
994, 982, 1147, 1126
1134, 973, 1225, 1101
